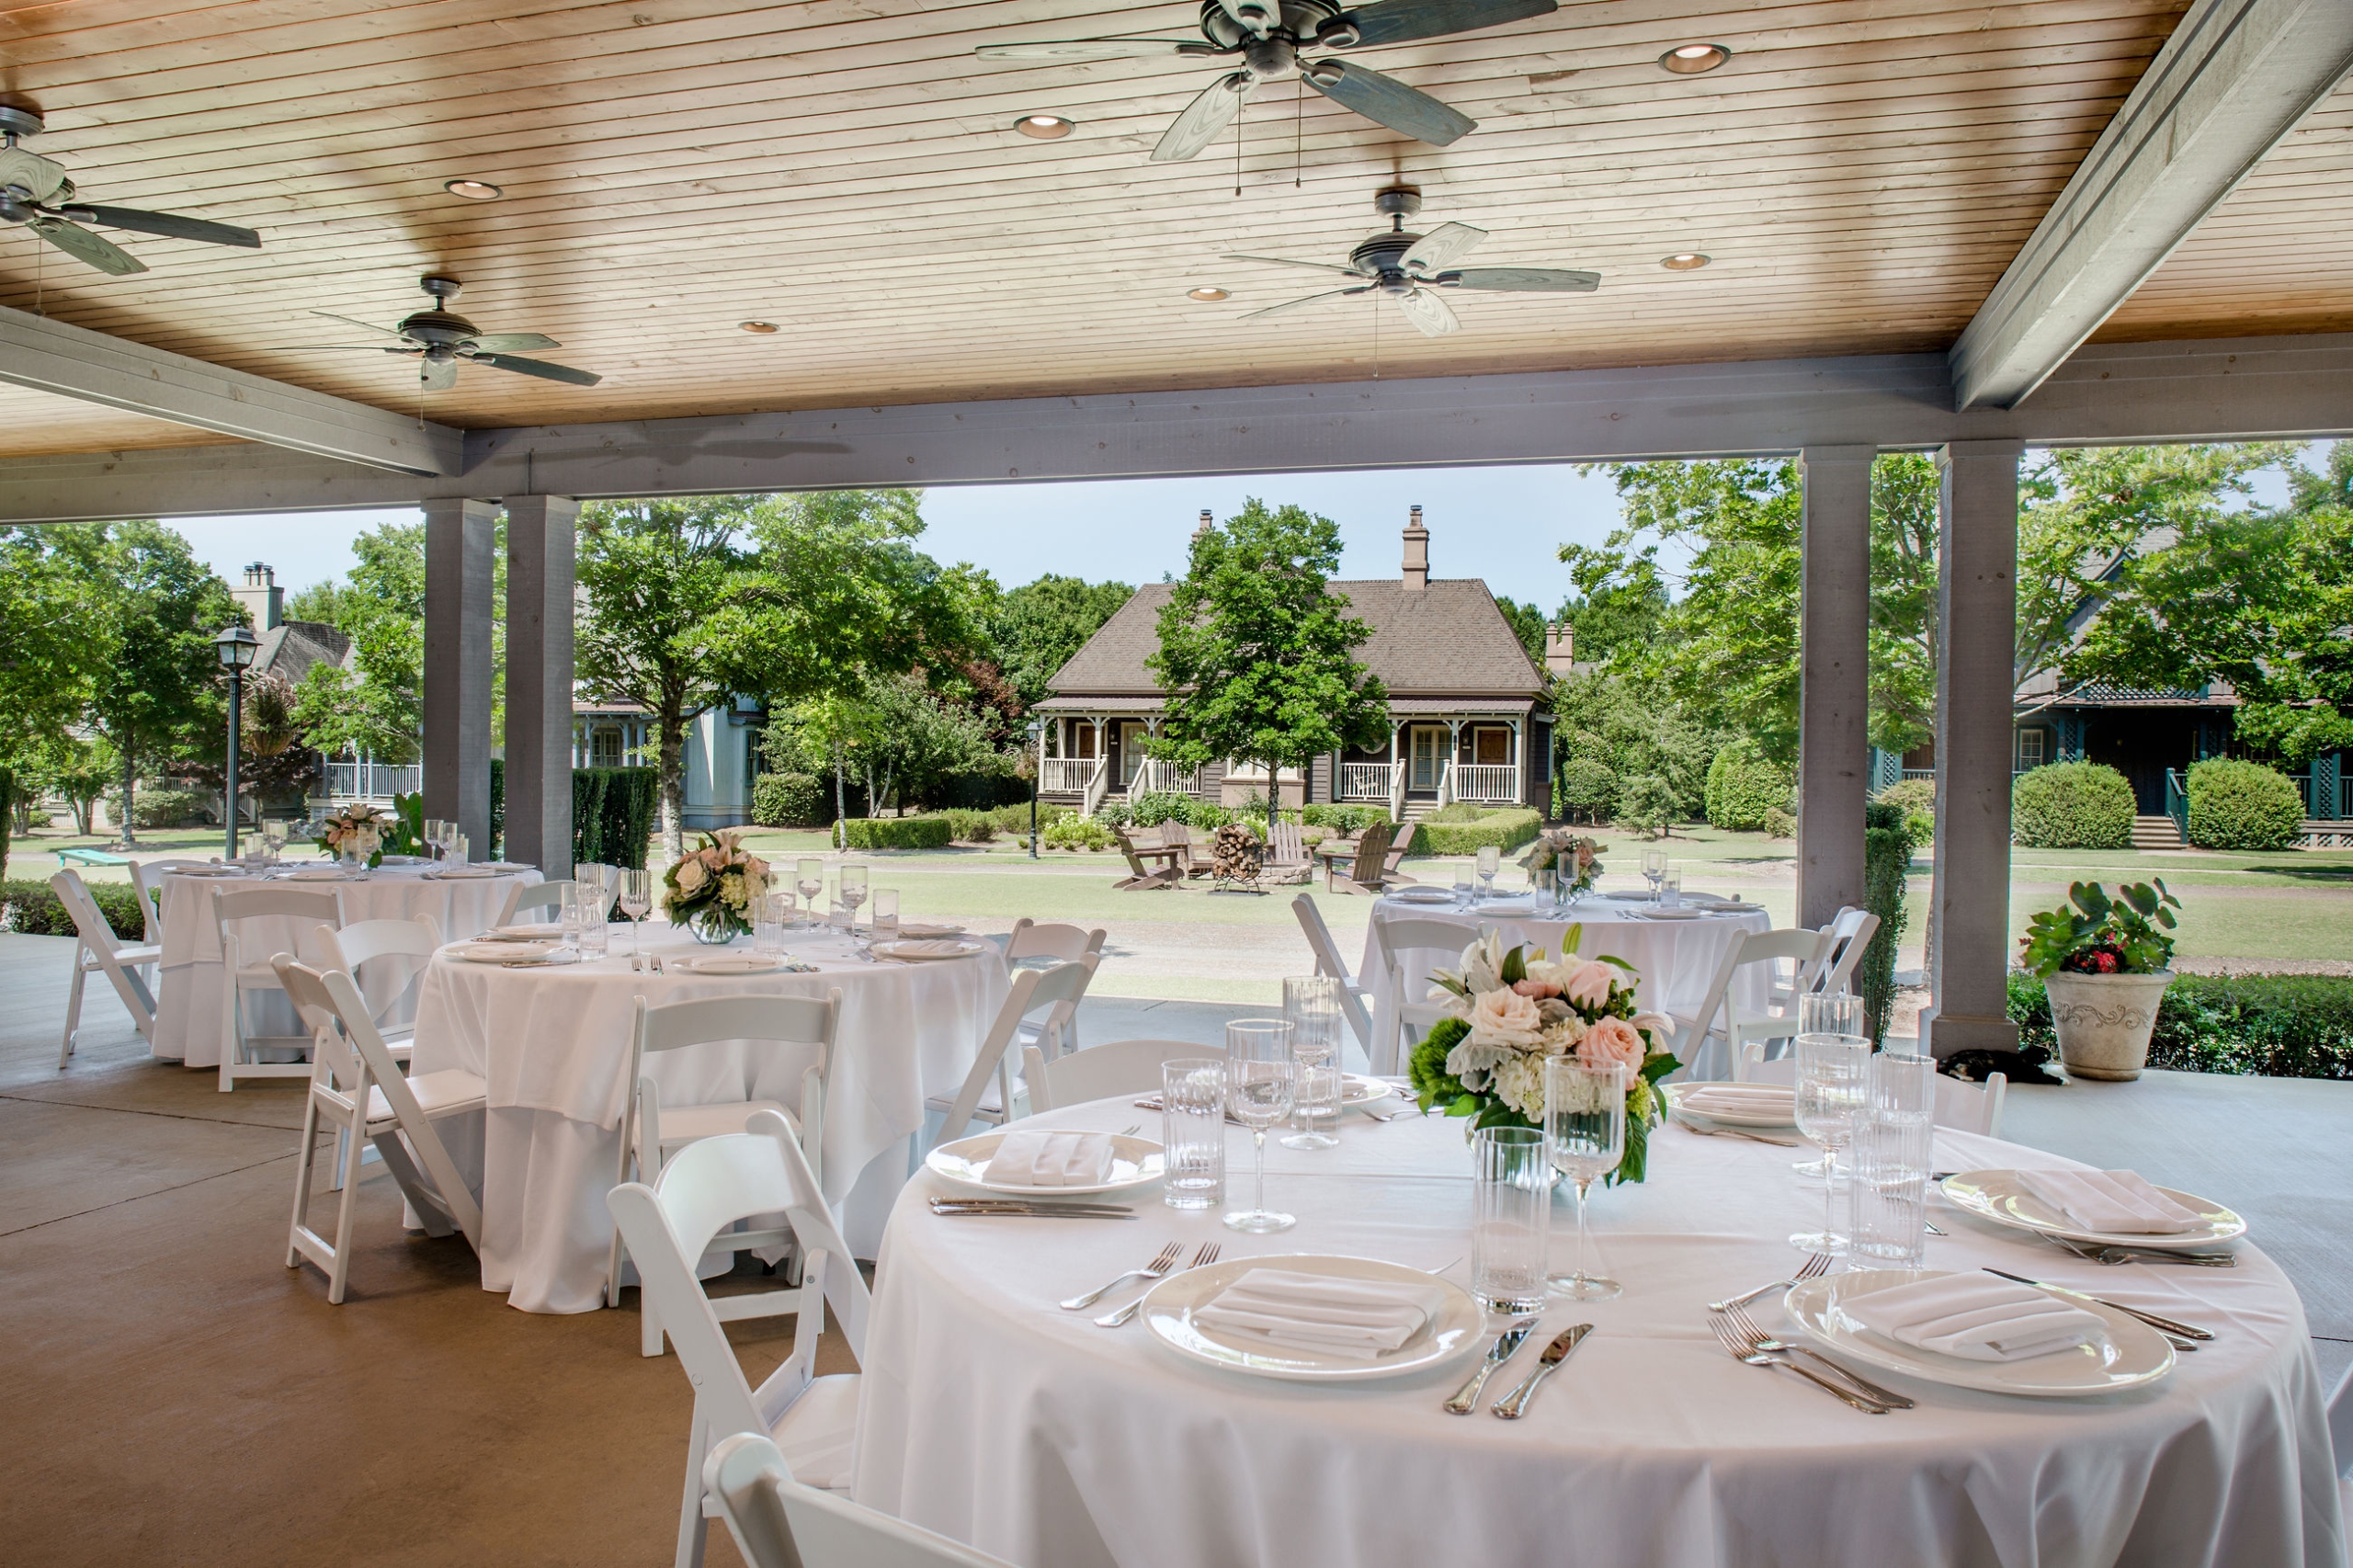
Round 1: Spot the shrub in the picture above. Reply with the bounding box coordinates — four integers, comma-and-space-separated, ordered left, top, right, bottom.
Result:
1861, 801, 1921, 1047
1613, 775, 1678, 838
2010, 761, 2135, 849
1874, 778, 1937, 842
108, 785, 207, 830
987, 801, 1071, 835
1762, 805, 1798, 839
1128, 791, 1196, 829
1042, 814, 1114, 852
2, 877, 144, 939
2009, 971, 2353, 1080
838, 815, 954, 851
574, 767, 660, 868
1302, 803, 1391, 834
752, 771, 830, 828
937, 809, 997, 844
1180, 799, 1236, 831
1093, 800, 1133, 829
1558, 757, 1618, 824
1704, 742, 1793, 832
1412, 807, 1542, 858
1425, 801, 1488, 824
2185, 758, 2304, 850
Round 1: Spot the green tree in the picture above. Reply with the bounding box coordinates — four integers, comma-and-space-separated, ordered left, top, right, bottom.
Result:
1869, 453, 1940, 755
1144, 500, 1391, 840
1551, 542, 1669, 667
0, 525, 112, 848
985, 574, 1133, 710
1552, 667, 1717, 831
288, 521, 435, 762
1491, 595, 1551, 665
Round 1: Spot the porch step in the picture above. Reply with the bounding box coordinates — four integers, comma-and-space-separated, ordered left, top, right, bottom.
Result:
2131, 815, 2183, 850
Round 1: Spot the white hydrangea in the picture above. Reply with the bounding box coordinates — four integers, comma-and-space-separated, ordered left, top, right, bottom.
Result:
1492, 1051, 1547, 1118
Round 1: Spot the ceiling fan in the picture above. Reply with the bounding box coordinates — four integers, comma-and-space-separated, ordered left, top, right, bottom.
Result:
282, 276, 602, 389
977, 0, 1556, 161
1225, 185, 1597, 336
0, 105, 261, 276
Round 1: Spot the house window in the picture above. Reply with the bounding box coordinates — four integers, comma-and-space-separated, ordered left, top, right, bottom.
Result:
1409, 726, 1447, 790
2017, 729, 2046, 772
590, 727, 623, 768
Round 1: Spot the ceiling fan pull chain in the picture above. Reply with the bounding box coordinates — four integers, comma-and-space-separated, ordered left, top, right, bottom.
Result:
1233, 92, 1244, 198
1293, 77, 1302, 187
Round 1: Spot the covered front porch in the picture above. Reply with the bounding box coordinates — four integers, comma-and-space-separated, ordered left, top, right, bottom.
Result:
1033, 706, 1207, 816
1336, 704, 1552, 816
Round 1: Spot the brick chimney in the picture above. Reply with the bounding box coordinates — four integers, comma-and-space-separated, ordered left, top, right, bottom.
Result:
1401, 505, 1429, 589
1196, 508, 1214, 537
232, 562, 283, 631
1544, 623, 1575, 675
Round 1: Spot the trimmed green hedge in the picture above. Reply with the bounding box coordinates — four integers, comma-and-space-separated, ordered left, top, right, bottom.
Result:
1042, 814, 1116, 852
936, 809, 997, 843
2011, 761, 2135, 849
2186, 758, 2304, 850
839, 815, 956, 851
2009, 971, 2353, 1079
1704, 742, 1792, 833
2, 877, 144, 939
1302, 803, 1392, 834
753, 772, 830, 828
573, 767, 660, 869
1411, 807, 1542, 857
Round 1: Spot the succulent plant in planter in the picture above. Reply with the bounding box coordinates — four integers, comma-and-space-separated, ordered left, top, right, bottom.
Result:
2018, 881, 2182, 1081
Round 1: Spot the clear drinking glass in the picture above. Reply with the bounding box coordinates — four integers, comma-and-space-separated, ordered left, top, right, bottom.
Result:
838, 864, 870, 939
1792, 1033, 1872, 1254
1472, 1126, 1552, 1315
1279, 975, 1343, 1151
1642, 846, 1667, 901
1660, 868, 1682, 907
1790, 993, 1865, 1176
1222, 1019, 1297, 1233
1161, 1060, 1228, 1210
795, 858, 824, 924
618, 868, 653, 960
1850, 1052, 1937, 1267
1452, 863, 1476, 907
752, 892, 783, 956
574, 862, 608, 921
870, 889, 900, 941
1544, 1057, 1627, 1300
1530, 869, 1557, 906
454, 834, 471, 866
1476, 844, 1501, 900
572, 886, 609, 959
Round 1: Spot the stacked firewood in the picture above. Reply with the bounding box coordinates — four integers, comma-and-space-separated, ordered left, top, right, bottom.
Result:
1209, 823, 1263, 885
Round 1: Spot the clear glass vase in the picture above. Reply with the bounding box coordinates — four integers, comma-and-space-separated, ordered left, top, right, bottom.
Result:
688, 906, 744, 945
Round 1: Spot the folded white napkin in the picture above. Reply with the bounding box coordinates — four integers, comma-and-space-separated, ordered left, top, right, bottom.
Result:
488, 923, 565, 940
895, 922, 965, 938
680, 953, 779, 975
1192, 1268, 1449, 1360
983, 1130, 1116, 1187
882, 938, 975, 959
2018, 1169, 2203, 1234
287, 868, 347, 881
1842, 1273, 2105, 1363
1677, 1085, 1796, 1118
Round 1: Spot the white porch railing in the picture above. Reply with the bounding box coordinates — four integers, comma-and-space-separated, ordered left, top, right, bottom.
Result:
1452, 763, 1519, 804
1339, 762, 1393, 801
1127, 757, 1198, 798
1081, 756, 1111, 817
323, 760, 421, 801
1040, 758, 1097, 796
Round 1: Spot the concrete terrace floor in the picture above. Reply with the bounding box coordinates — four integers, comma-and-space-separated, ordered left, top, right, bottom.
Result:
2, 933, 2349, 1563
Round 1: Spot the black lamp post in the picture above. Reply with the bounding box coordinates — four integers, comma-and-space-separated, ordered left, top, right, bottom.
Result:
214, 625, 259, 859
1026, 716, 1045, 859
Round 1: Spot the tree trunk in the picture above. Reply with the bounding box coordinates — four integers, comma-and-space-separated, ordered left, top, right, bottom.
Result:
118, 742, 139, 846
833, 747, 847, 851
1265, 757, 1279, 845
657, 703, 688, 864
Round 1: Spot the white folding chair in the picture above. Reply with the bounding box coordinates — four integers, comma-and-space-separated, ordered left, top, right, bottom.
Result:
1290, 894, 1377, 1059
129, 857, 215, 945
496, 878, 574, 926
607, 1109, 870, 1568
1674, 927, 1836, 1082
273, 957, 483, 1304
608, 990, 842, 1358
2328, 1363, 2353, 1488
51, 869, 162, 1069
1022, 1038, 1212, 1113
213, 885, 347, 1092
704, 1431, 1019, 1568
1003, 919, 1106, 1057
926, 958, 1097, 1148
1370, 915, 1474, 1077
1803, 905, 1881, 998
312, 915, 444, 1187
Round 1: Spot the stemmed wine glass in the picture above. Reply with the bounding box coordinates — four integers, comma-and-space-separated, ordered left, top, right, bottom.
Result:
618, 869, 653, 960
795, 858, 824, 926
1643, 846, 1668, 902
1544, 1057, 1627, 1300
1790, 992, 1864, 1178
1279, 975, 1342, 1151
1792, 1032, 1872, 1255
1475, 844, 1501, 901
1222, 1019, 1298, 1233
838, 864, 870, 943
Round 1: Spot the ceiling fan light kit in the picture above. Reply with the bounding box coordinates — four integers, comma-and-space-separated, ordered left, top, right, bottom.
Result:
1658, 42, 1730, 74
1187, 286, 1232, 301
1013, 114, 1075, 139
739, 320, 781, 334
443, 178, 503, 199
1661, 252, 1711, 270
1, 103, 262, 276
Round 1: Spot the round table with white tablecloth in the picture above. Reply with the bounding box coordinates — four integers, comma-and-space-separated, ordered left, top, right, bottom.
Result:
1359, 893, 1774, 1064
852, 1095, 2343, 1568
151, 860, 537, 1066
405, 920, 1008, 1312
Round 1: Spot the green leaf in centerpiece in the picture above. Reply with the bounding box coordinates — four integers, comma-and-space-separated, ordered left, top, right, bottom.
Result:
1448, 1093, 1480, 1118
1597, 953, 1635, 972
1499, 944, 1528, 985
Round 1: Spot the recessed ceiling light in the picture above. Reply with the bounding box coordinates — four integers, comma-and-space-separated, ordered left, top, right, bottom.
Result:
1661, 253, 1711, 271
1013, 114, 1074, 140
444, 178, 503, 200
738, 320, 780, 334
1187, 287, 1231, 302
1658, 42, 1730, 74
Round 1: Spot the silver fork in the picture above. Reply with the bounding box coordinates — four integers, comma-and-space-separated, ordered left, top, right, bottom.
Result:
1710, 1252, 1832, 1313
1723, 1302, 1915, 1409
1097, 1242, 1219, 1327
1060, 1242, 1182, 1311
2050, 1235, 2235, 1267
1707, 1315, 1888, 1413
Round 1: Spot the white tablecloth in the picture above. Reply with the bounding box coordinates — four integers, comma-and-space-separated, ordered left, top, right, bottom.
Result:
151, 863, 534, 1066
1360, 895, 1773, 1062
407, 921, 1008, 1312
855, 1096, 2343, 1568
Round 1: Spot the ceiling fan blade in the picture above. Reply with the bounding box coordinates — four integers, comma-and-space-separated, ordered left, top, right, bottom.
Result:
1152, 73, 1255, 163
1446, 266, 1600, 292
420, 358, 459, 392
470, 332, 558, 352
28, 217, 146, 276
474, 353, 601, 387
1302, 60, 1473, 146
313, 311, 408, 340
1393, 287, 1461, 337
978, 38, 1204, 59
1238, 286, 1370, 322
1401, 222, 1486, 273
1221, 253, 1364, 277
66, 204, 260, 249
1334, 0, 1556, 50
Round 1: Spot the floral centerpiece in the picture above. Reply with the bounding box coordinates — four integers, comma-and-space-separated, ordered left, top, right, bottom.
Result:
1524, 830, 1604, 898
315, 802, 389, 867
663, 829, 770, 943
1407, 928, 1678, 1184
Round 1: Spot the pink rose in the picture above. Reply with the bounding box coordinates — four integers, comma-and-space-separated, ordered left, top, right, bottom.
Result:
1469, 987, 1546, 1046
1563, 960, 1616, 1010
1577, 1016, 1646, 1071
1512, 978, 1562, 999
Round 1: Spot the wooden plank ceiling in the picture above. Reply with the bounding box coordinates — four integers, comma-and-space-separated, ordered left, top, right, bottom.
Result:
8, 0, 2314, 464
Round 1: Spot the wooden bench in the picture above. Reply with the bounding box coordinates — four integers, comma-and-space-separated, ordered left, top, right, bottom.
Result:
56, 846, 133, 869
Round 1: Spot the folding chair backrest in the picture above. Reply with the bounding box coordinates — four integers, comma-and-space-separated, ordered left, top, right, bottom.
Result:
315, 915, 443, 1027
1348, 822, 1394, 882
1809, 906, 1881, 996
745, 1108, 870, 1361
1005, 918, 1106, 965
51, 869, 157, 1030
499, 879, 574, 926
130, 858, 212, 944
933, 965, 1057, 1147
1933, 1070, 2006, 1137
629, 991, 840, 1173
1024, 1038, 1212, 1113
704, 1433, 1019, 1568
1738, 927, 1836, 1005
1375, 915, 1474, 983
1290, 895, 1374, 1050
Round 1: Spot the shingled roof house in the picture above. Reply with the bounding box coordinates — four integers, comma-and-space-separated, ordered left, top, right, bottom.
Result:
1037, 509, 1561, 820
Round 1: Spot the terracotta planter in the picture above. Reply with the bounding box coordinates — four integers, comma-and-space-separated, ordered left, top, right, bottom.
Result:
2043, 971, 2174, 1081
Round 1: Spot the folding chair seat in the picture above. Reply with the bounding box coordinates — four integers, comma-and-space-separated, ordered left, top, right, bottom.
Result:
1003, 918, 1105, 1057
926, 958, 1097, 1146
1370, 915, 1473, 1076
214, 885, 346, 1091
608, 991, 841, 1358
51, 869, 162, 1069
496, 878, 574, 927
607, 1108, 872, 1568
273, 957, 483, 1304
1290, 893, 1377, 1063
1023, 1038, 1212, 1112
703, 1431, 1019, 1568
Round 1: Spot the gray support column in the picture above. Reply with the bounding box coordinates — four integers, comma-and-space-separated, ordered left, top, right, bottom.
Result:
423, 498, 499, 858
1919, 439, 2027, 1058
505, 495, 580, 875
1794, 446, 1877, 929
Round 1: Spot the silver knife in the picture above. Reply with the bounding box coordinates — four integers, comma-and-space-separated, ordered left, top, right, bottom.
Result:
1444, 1317, 1540, 1415
1492, 1323, 1594, 1419
1981, 1267, 2214, 1341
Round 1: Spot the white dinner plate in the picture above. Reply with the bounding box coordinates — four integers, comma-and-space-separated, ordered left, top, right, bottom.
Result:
1938, 1170, 2246, 1252
893, 922, 966, 938
1600, 891, 1653, 902
168, 865, 242, 878
1476, 900, 1541, 916
1140, 1255, 1483, 1382
872, 937, 991, 961
1660, 1083, 1798, 1130
1388, 886, 1456, 905
926, 1131, 1165, 1196
672, 953, 790, 976
427, 867, 500, 880
450, 940, 559, 964
1635, 906, 1707, 920
285, 868, 350, 881
1786, 1267, 2175, 1397
1342, 1074, 1395, 1107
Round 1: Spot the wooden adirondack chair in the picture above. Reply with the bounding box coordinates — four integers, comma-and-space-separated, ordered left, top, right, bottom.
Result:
1111, 826, 1185, 890
1325, 821, 1394, 895
1261, 820, 1312, 882
1380, 820, 1419, 884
